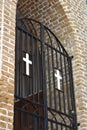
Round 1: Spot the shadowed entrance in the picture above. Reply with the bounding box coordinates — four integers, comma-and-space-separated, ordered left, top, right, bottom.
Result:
14, 18, 77, 130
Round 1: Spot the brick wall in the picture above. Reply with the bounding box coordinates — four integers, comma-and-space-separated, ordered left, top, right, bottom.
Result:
59, 1, 87, 129
0, 0, 4, 78
0, 0, 87, 129
0, 0, 16, 129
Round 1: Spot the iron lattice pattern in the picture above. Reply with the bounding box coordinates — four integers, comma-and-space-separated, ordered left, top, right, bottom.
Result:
14, 18, 77, 130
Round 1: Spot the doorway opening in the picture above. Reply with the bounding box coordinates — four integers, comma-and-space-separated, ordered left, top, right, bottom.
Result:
14, 18, 77, 130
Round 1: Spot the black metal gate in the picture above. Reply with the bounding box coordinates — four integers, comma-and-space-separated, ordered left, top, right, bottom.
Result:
14, 18, 77, 130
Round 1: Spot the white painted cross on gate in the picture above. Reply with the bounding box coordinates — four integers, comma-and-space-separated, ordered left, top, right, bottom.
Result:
23, 53, 32, 76
55, 69, 62, 90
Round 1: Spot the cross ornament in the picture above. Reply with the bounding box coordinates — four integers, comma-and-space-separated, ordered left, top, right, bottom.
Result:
55, 69, 62, 90
23, 53, 32, 76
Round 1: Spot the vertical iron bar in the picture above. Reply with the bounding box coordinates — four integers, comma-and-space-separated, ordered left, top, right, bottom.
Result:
15, 25, 18, 96
61, 55, 66, 113
36, 38, 40, 103
61, 125, 62, 130
56, 51, 58, 68
40, 24, 48, 130
51, 49, 57, 110
32, 114, 34, 130
69, 57, 77, 130
58, 53, 62, 111
20, 29, 23, 97
65, 126, 67, 130
47, 46, 52, 108
32, 36, 34, 102
17, 29, 20, 97
20, 111, 23, 130
38, 115, 40, 130
55, 51, 61, 111
26, 32, 29, 96
60, 51, 65, 113
56, 123, 58, 130
28, 114, 30, 129
64, 56, 70, 114
68, 57, 73, 111
51, 122, 53, 130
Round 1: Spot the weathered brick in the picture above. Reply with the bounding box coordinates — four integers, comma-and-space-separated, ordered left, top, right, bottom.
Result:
0, 0, 87, 130
0, 121, 6, 128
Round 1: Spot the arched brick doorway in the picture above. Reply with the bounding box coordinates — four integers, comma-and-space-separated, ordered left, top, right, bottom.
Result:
1, 0, 85, 129
14, 18, 77, 130
14, 1, 78, 130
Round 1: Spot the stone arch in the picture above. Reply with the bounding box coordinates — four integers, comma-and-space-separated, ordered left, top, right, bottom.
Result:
16, 0, 75, 55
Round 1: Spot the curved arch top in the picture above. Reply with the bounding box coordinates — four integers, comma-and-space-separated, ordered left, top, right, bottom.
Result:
16, 18, 69, 57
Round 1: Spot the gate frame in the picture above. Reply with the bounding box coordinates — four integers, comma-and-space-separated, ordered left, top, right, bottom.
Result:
14, 18, 78, 130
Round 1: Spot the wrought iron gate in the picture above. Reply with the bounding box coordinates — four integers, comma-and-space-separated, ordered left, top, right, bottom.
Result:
14, 18, 77, 130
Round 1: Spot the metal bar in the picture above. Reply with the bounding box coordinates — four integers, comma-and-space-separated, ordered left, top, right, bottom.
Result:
56, 51, 58, 68
19, 29, 23, 97
15, 19, 77, 130
14, 95, 44, 108
48, 119, 73, 129
67, 58, 73, 115
17, 29, 21, 97
26, 33, 30, 96
39, 42, 42, 92
15, 106, 44, 119
65, 126, 67, 130
68, 57, 73, 108
40, 23, 48, 130
47, 107, 73, 118
58, 91, 61, 111
20, 111, 23, 130
28, 114, 30, 129
59, 50, 65, 113
15, 26, 18, 96
69, 57, 75, 109
32, 36, 34, 102
38, 114, 40, 130
51, 122, 53, 130
61, 125, 62, 130
64, 56, 70, 114
29, 20, 37, 36
69, 57, 77, 130
56, 123, 58, 130
18, 18, 68, 55
62, 55, 66, 113
47, 46, 52, 108
51, 49, 57, 110
45, 42, 69, 57
17, 25, 41, 42
32, 114, 34, 130
36, 38, 40, 103
55, 51, 61, 111
17, 26, 69, 57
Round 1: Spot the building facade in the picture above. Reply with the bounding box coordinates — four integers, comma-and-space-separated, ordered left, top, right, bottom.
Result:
0, 0, 87, 130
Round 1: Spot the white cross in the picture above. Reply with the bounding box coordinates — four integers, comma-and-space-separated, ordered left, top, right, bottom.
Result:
23, 53, 32, 76
55, 69, 62, 90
